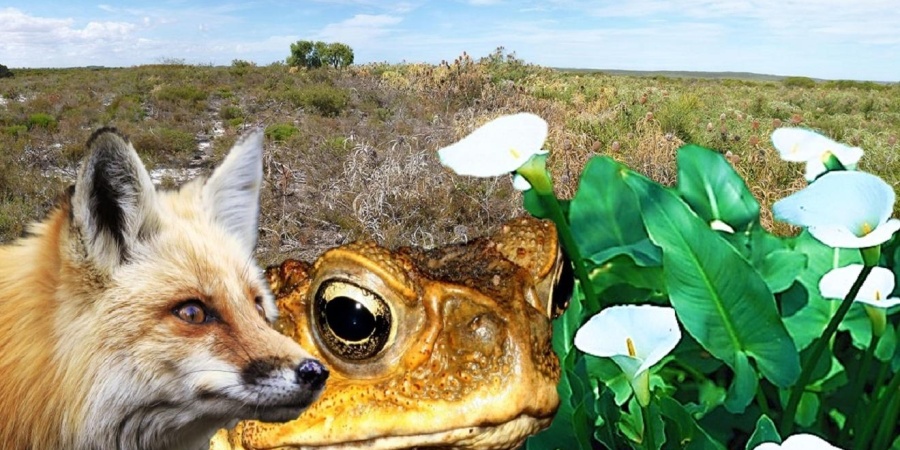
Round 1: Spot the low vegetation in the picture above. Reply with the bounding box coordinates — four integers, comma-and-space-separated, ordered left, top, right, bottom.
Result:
1, 50, 898, 266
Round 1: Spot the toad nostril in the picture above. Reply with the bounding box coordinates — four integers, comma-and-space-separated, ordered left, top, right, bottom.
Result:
295, 359, 329, 389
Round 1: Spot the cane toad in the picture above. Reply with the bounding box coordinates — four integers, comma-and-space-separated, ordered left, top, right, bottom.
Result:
210, 217, 570, 450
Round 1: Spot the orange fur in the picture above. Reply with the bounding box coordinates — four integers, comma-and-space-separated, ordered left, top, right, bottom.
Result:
0, 129, 325, 450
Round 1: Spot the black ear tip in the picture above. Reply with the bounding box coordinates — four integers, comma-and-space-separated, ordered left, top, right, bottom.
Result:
86, 127, 130, 149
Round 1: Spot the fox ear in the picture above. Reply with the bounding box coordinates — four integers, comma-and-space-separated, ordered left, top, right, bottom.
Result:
72, 128, 159, 272
202, 129, 264, 255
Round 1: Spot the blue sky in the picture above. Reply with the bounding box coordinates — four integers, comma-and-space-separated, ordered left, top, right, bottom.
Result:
1, 1, 898, 81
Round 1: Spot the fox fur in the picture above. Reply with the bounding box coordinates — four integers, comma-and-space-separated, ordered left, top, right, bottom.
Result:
0, 128, 326, 450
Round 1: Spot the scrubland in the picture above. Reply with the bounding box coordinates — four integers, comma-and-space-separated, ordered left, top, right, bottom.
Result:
1, 51, 898, 263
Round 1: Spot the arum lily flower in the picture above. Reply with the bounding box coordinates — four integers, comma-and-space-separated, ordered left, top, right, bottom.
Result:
820, 264, 900, 336
772, 171, 900, 249
710, 219, 735, 234
753, 433, 843, 450
437, 113, 548, 177
772, 128, 863, 181
574, 305, 681, 406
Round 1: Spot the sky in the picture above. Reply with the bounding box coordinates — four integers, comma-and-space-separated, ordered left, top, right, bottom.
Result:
1, 1, 898, 82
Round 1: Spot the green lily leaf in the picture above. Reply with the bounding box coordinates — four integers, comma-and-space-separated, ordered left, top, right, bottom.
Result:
552, 283, 587, 364
745, 414, 781, 450
877, 323, 897, 362
587, 254, 666, 301
523, 187, 570, 221
813, 355, 847, 392
724, 352, 758, 413
617, 397, 666, 450
841, 305, 876, 350
585, 355, 633, 406
676, 144, 760, 232
784, 296, 836, 352
570, 156, 662, 267
783, 232, 862, 350
693, 380, 727, 417
621, 170, 800, 396
659, 397, 726, 450
789, 232, 862, 301
593, 389, 623, 449
796, 392, 820, 427
618, 396, 644, 446
527, 357, 595, 450
747, 228, 807, 294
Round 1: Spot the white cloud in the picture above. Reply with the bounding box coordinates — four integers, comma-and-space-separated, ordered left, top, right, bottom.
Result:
317, 14, 403, 46
0, 8, 137, 66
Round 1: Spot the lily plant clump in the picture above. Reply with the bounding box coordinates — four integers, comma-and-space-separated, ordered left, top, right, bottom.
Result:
438, 115, 900, 450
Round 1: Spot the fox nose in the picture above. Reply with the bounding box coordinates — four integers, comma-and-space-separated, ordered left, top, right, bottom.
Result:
295, 359, 329, 390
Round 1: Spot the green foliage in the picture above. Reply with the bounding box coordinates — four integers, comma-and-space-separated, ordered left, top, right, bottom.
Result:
2, 125, 27, 137
522, 142, 899, 449
824, 79, 887, 91
131, 127, 196, 164
265, 123, 299, 142
154, 84, 208, 103
656, 93, 702, 143
480, 46, 532, 83
783, 76, 817, 88
231, 59, 256, 68
26, 113, 56, 130
320, 42, 354, 68
287, 40, 354, 69
220, 105, 243, 120
0, 64, 13, 78
283, 83, 349, 116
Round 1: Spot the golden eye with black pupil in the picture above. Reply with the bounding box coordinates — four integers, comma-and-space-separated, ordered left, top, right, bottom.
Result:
173, 300, 211, 324
314, 280, 392, 360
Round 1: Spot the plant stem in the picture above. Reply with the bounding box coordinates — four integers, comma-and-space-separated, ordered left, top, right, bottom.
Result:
537, 191, 601, 309
840, 333, 878, 444
854, 366, 900, 450
755, 384, 771, 418
641, 402, 657, 450
872, 389, 900, 450
780, 264, 874, 435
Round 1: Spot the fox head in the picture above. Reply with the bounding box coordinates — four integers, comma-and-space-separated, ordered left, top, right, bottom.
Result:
50, 128, 327, 449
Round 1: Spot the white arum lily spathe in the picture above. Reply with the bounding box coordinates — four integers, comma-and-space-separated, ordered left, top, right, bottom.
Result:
819, 264, 900, 308
710, 219, 735, 234
437, 112, 548, 177
772, 127, 863, 181
820, 264, 900, 336
752, 433, 843, 450
574, 305, 681, 406
772, 171, 900, 248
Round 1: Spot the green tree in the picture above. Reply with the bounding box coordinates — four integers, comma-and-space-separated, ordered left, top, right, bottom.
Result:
286, 41, 353, 69
287, 40, 321, 69
0, 64, 13, 79
324, 42, 354, 68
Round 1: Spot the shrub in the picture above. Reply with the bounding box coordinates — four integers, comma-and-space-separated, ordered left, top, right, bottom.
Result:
26, 113, 57, 130
131, 127, 197, 165
783, 76, 816, 88
154, 84, 208, 103
2, 125, 27, 137
265, 123, 299, 142
220, 105, 243, 120
284, 83, 349, 116
0, 64, 13, 79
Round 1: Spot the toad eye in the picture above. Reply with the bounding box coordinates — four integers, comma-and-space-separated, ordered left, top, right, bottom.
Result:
173, 300, 211, 324
314, 280, 392, 360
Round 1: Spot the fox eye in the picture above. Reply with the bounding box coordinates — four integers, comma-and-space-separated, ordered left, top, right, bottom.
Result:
174, 301, 209, 324
254, 296, 266, 320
